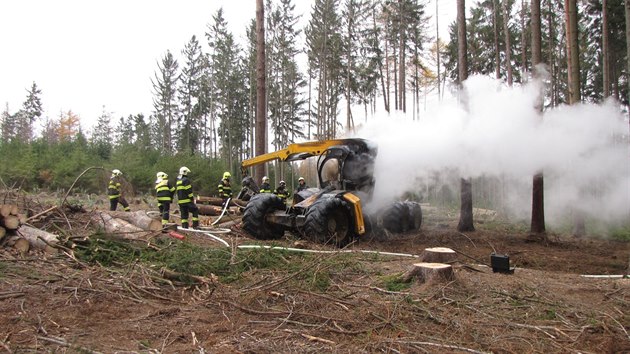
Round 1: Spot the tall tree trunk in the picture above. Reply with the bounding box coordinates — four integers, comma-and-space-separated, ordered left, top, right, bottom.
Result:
530, 0, 546, 236
255, 0, 267, 185
521, 0, 528, 79
565, 0, 585, 237
548, 0, 557, 107
565, 0, 580, 105
436, 0, 441, 98
602, 0, 610, 98
456, 0, 474, 233
502, 0, 513, 86
626, 0, 630, 122
457, 0, 468, 84
492, 0, 501, 79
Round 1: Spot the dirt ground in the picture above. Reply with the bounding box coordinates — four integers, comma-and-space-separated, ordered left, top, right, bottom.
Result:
1, 202, 629, 354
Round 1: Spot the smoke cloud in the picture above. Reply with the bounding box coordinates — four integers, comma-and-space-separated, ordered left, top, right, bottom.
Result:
353, 76, 629, 227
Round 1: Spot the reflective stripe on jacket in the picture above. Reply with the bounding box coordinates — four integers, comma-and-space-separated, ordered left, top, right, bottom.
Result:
176, 176, 194, 204
218, 179, 232, 198
155, 179, 175, 202
108, 177, 121, 199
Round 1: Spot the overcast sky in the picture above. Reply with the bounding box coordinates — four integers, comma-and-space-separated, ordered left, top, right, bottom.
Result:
0, 0, 455, 131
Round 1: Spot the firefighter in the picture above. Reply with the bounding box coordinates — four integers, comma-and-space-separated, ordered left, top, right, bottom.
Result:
274, 180, 290, 202
155, 171, 175, 226
260, 176, 272, 193
108, 169, 130, 212
218, 171, 233, 205
176, 166, 199, 229
296, 177, 309, 192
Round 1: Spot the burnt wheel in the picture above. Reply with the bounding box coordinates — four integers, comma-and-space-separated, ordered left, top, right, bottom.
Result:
304, 198, 353, 247
242, 193, 286, 240
381, 201, 410, 233
407, 201, 423, 231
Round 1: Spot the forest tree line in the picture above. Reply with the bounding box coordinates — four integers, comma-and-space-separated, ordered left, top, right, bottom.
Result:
1, 0, 628, 204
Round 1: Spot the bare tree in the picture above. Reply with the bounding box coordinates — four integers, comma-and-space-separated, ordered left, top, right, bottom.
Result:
457, 0, 474, 232
255, 0, 267, 184
602, 0, 610, 98
565, 0, 584, 236
530, 0, 546, 236
502, 0, 513, 86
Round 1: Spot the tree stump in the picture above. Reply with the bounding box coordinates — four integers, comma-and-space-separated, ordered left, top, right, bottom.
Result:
402, 262, 455, 283
420, 247, 457, 263
14, 238, 30, 255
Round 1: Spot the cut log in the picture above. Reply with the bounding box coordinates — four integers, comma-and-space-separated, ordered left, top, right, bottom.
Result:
105, 211, 162, 231
1, 204, 18, 217
196, 196, 248, 208
402, 262, 455, 283
17, 225, 58, 250
1, 215, 20, 230
91, 213, 150, 240
420, 247, 457, 263
197, 204, 222, 216
0, 226, 5, 240
14, 238, 30, 255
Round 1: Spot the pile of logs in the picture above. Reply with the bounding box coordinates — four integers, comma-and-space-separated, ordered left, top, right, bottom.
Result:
196, 196, 247, 216
1, 204, 58, 254
1, 204, 26, 240
91, 210, 163, 240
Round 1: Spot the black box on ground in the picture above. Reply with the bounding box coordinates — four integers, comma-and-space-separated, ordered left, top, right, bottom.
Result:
491, 253, 513, 274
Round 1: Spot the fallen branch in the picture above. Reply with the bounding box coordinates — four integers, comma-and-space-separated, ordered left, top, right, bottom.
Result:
284, 329, 335, 345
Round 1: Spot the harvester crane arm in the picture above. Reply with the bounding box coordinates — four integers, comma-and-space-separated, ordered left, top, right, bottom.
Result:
240, 139, 347, 175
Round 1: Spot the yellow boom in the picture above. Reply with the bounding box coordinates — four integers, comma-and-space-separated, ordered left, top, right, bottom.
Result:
241, 139, 348, 174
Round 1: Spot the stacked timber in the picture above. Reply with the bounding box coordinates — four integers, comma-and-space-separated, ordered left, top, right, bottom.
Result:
0, 204, 59, 254
196, 196, 248, 208
0, 204, 26, 239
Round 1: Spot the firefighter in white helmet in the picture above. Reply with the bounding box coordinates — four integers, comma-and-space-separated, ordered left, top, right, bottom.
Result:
176, 166, 199, 229
107, 169, 130, 212
260, 176, 272, 193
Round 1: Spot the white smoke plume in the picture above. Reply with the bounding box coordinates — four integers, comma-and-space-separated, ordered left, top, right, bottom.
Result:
353, 75, 629, 226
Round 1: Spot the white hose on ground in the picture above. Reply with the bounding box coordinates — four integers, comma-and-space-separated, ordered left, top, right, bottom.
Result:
176, 226, 230, 247
211, 197, 231, 226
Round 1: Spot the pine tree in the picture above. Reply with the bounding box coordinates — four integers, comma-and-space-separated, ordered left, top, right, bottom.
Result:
151, 50, 180, 155
178, 35, 204, 154
14, 82, 43, 143
90, 107, 113, 160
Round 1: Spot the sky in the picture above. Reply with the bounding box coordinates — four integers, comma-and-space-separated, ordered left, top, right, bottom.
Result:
0, 0, 456, 131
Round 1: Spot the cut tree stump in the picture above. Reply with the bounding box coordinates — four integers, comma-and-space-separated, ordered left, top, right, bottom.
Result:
106, 211, 163, 231
402, 262, 455, 283
0, 226, 6, 240
420, 247, 457, 263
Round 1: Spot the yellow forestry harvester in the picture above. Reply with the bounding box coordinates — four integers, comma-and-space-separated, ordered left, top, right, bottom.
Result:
236, 138, 422, 247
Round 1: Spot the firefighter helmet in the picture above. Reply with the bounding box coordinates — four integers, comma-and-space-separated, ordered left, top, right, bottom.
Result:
179, 166, 191, 176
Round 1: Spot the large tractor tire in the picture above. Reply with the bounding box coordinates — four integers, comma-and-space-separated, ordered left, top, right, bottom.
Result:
407, 201, 423, 231
303, 197, 353, 247
242, 193, 286, 240
381, 201, 410, 233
